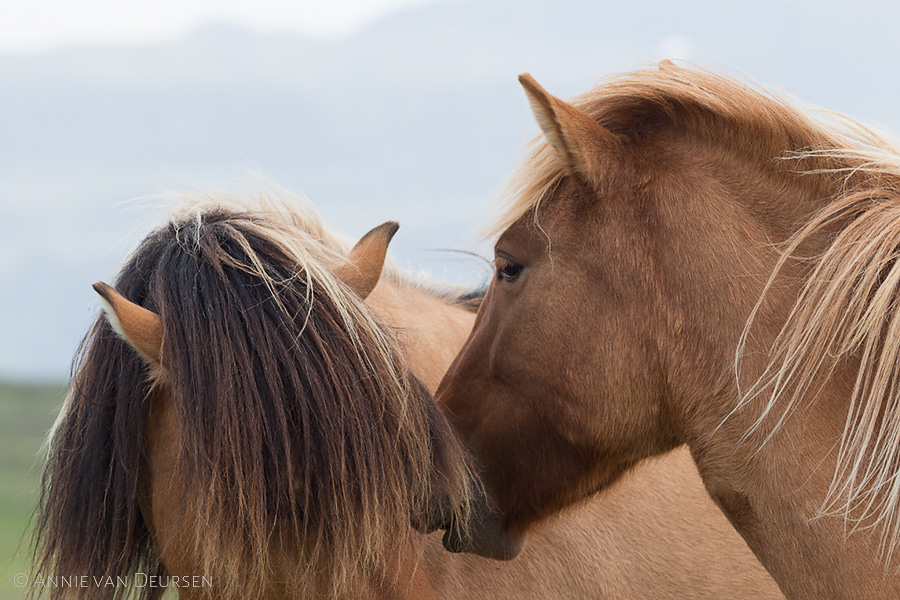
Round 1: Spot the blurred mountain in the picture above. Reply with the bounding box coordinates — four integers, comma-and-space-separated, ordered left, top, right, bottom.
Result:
2, 0, 900, 378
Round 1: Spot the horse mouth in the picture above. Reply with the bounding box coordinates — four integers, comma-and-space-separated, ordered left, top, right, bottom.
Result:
441, 515, 526, 561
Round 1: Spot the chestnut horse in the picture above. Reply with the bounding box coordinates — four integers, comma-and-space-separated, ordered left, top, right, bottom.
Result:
33, 193, 779, 598
436, 63, 900, 598
360, 233, 782, 598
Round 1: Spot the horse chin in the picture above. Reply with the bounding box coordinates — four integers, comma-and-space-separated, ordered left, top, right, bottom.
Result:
439, 481, 526, 560
413, 480, 527, 560
441, 513, 526, 560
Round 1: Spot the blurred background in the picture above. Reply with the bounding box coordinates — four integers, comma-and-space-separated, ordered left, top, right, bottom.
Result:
3, 0, 900, 596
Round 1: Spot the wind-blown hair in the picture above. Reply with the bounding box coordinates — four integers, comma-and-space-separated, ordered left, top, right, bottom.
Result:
736, 150, 900, 562
492, 63, 900, 563
32, 194, 471, 599
486, 63, 889, 241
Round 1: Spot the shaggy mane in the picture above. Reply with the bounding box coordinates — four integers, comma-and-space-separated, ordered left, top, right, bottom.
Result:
33, 193, 471, 599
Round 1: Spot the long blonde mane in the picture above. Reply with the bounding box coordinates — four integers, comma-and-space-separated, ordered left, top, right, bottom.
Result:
492, 63, 900, 562
736, 148, 900, 561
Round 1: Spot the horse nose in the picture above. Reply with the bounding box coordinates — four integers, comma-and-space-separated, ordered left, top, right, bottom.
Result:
440, 483, 526, 561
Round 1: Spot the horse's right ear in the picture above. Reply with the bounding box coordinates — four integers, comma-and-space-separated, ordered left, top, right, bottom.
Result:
334, 221, 399, 299
518, 73, 623, 188
93, 282, 163, 367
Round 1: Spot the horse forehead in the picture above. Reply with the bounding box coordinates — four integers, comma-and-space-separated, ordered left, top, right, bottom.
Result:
500, 181, 594, 252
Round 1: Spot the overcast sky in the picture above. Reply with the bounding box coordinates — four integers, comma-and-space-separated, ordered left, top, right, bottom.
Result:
2, 0, 452, 52
4, 0, 900, 380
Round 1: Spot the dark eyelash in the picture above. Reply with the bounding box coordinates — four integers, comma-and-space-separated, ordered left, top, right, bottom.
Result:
493, 256, 515, 271
494, 255, 523, 282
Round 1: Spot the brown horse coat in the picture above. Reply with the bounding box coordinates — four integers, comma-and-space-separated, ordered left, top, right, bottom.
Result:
436, 64, 900, 598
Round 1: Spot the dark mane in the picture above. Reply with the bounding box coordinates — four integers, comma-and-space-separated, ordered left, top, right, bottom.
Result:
453, 285, 488, 313
33, 203, 471, 599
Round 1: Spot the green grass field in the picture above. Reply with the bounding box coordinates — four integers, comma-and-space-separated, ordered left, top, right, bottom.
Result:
0, 381, 66, 600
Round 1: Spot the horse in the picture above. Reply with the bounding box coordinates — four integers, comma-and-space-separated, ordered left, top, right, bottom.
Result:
32, 190, 781, 599
32, 197, 471, 600
434, 62, 900, 598
359, 225, 783, 598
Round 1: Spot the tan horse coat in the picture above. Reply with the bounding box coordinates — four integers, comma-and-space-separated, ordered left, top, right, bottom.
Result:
102, 213, 780, 599
367, 277, 780, 599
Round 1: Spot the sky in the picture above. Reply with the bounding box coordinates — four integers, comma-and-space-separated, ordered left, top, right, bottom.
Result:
5, 0, 900, 380
1, 0, 451, 53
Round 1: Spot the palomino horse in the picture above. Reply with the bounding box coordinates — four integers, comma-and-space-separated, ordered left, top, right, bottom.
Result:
33, 193, 780, 598
436, 63, 900, 598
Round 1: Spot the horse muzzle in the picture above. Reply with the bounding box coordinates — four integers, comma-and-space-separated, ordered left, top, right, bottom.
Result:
440, 483, 526, 561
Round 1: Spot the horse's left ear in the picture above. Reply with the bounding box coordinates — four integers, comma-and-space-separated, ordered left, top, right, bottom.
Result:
519, 73, 623, 188
334, 221, 399, 299
93, 281, 163, 367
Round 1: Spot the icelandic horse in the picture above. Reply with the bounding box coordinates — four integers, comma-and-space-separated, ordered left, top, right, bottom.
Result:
435, 63, 900, 598
357, 221, 782, 599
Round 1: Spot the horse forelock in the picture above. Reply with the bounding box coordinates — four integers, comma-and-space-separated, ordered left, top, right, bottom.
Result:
36, 198, 472, 599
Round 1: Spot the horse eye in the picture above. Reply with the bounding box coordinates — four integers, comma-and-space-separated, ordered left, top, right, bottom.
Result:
495, 256, 523, 283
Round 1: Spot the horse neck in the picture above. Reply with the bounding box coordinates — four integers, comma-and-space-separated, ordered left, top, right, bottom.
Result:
658, 169, 899, 596
366, 543, 439, 600
360, 278, 475, 599
365, 278, 476, 394
586, 128, 897, 593
679, 372, 896, 597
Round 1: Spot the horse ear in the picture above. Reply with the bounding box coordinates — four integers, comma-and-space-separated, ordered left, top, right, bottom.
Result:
518, 73, 622, 187
93, 281, 163, 367
334, 221, 399, 299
